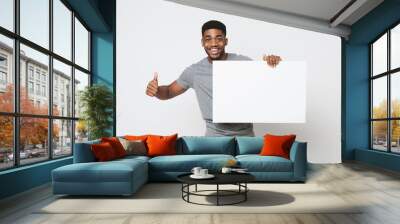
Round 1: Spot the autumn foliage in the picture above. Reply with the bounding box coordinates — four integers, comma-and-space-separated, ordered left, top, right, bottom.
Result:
0, 84, 59, 150
372, 99, 400, 142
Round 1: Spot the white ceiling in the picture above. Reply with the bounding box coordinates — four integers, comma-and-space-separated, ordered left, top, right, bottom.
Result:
165, 0, 384, 38
226, 0, 353, 23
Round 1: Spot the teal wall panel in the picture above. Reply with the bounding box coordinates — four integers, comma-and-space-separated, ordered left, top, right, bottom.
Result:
0, 158, 72, 199
344, 0, 400, 171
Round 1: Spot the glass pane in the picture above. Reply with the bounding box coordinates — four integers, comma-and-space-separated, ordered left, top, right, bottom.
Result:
0, 35, 14, 112
391, 72, 400, 117
372, 77, 387, 119
20, 117, 49, 165
75, 120, 88, 143
391, 120, 400, 153
0, 0, 13, 31
0, 116, 13, 170
392, 24, 400, 70
53, 0, 72, 60
53, 119, 72, 157
20, 44, 49, 115
372, 33, 387, 76
20, 0, 49, 49
74, 69, 89, 118
372, 121, 388, 151
53, 59, 72, 117
74, 17, 89, 69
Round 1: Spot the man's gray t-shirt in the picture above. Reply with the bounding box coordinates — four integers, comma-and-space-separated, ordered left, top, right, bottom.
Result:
176, 53, 254, 136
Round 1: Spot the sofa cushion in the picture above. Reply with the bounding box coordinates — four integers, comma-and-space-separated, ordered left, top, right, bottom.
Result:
236, 137, 263, 155
147, 134, 178, 157
148, 154, 235, 172
260, 134, 296, 159
91, 142, 118, 161
236, 155, 293, 172
178, 136, 235, 155
118, 138, 147, 156
101, 137, 127, 158
53, 158, 147, 183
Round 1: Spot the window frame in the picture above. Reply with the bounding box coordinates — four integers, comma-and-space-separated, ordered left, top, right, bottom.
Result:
0, 0, 92, 171
370, 20, 400, 154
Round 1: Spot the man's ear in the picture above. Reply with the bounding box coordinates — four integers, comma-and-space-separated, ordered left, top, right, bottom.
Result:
225, 38, 228, 46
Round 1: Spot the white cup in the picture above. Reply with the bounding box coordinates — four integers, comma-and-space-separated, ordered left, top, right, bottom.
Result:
191, 167, 202, 176
200, 169, 208, 176
221, 167, 232, 174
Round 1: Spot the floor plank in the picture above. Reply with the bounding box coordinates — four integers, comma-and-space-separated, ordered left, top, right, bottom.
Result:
1, 162, 400, 224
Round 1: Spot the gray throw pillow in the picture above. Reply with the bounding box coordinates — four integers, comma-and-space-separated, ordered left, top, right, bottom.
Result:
118, 138, 147, 156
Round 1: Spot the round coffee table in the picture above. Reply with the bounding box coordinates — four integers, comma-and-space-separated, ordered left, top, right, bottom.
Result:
177, 173, 255, 206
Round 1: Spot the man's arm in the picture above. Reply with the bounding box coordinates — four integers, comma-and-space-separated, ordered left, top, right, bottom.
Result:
146, 72, 187, 100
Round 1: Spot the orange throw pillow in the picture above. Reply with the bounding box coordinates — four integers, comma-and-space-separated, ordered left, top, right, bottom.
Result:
91, 142, 117, 161
101, 137, 127, 158
124, 135, 149, 141
146, 134, 178, 157
260, 134, 296, 159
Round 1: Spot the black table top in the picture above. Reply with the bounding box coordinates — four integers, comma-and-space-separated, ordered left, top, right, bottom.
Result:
177, 172, 255, 185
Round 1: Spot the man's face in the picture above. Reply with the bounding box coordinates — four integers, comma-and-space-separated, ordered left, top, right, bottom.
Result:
201, 29, 228, 60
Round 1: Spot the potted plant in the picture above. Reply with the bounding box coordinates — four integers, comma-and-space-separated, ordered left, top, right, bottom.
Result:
79, 84, 113, 140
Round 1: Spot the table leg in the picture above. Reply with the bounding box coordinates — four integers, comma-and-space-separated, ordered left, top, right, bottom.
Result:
245, 183, 247, 201
187, 184, 190, 202
217, 184, 219, 206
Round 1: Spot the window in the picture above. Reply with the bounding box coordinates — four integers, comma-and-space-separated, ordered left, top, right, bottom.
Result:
74, 69, 89, 118
35, 84, 40, 95
75, 18, 89, 69
0, 34, 13, 113
42, 85, 46, 97
0, 1, 91, 170
53, 0, 72, 60
0, 71, 6, 85
35, 70, 40, 81
0, 55, 7, 67
0, 116, 13, 170
41, 73, 46, 82
53, 119, 72, 158
28, 81, 34, 94
371, 23, 400, 154
0, 0, 13, 32
53, 59, 71, 117
28, 67, 34, 80
20, 0, 49, 49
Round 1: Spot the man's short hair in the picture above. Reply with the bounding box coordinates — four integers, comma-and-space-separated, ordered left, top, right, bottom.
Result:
202, 20, 226, 36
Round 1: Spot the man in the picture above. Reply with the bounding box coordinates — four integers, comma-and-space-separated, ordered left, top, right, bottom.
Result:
146, 20, 281, 136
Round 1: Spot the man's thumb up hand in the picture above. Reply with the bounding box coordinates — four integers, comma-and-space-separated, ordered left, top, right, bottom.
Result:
146, 72, 159, 97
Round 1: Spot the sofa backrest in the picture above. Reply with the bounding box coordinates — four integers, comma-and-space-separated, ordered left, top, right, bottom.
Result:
235, 136, 263, 155
177, 136, 236, 155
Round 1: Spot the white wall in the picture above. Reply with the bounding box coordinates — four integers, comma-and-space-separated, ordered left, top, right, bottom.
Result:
116, 0, 341, 163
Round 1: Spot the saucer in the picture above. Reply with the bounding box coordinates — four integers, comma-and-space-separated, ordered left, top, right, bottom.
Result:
190, 174, 215, 179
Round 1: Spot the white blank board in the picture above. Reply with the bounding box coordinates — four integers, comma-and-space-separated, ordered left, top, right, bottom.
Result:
213, 61, 306, 123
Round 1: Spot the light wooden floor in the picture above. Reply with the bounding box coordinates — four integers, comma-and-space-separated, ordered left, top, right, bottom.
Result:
1, 162, 400, 224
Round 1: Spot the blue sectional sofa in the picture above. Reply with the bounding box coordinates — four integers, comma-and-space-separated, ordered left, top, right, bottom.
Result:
52, 136, 307, 196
